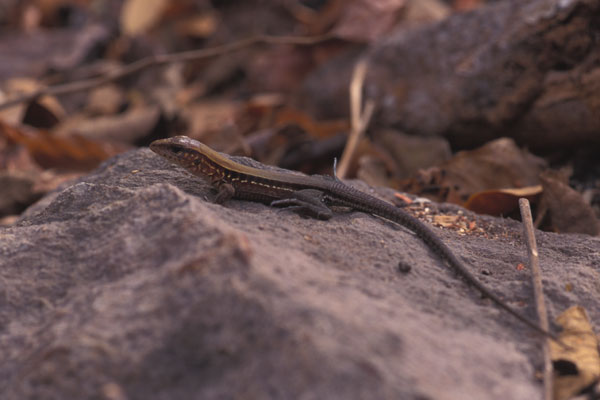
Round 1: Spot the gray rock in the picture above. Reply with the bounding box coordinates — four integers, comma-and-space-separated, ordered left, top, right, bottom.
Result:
1, 148, 598, 399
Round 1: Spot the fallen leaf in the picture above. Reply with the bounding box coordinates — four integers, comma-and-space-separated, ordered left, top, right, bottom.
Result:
0, 119, 120, 170
403, 0, 451, 25
175, 13, 218, 39
464, 185, 543, 216
550, 306, 600, 400
55, 106, 163, 145
404, 138, 547, 205
22, 98, 64, 129
86, 85, 126, 116
120, 0, 168, 35
274, 107, 349, 139
0, 78, 55, 125
332, 0, 406, 42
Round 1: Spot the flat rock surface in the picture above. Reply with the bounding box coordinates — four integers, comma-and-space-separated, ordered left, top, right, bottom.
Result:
1, 149, 599, 400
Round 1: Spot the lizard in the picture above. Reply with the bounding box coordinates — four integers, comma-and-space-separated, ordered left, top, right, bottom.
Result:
149, 135, 557, 341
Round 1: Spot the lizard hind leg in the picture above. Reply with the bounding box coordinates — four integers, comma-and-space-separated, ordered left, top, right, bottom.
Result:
270, 189, 333, 220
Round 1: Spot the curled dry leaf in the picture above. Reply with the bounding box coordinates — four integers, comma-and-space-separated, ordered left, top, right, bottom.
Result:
0, 119, 120, 170
22, 98, 64, 129
464, 185, 543, 216
550, 306, 600, 400
403, 138, 547, 205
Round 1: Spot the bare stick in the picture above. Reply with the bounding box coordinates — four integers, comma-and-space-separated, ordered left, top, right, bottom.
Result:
0, 33, 334, 111
519, 198, 553, 400
337, 58, 375, 179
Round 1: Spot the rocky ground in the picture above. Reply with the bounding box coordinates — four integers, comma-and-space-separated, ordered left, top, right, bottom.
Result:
0, 148, 598, 400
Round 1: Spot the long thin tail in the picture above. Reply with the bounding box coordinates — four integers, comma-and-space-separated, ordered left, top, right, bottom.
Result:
418, 226, 559, 342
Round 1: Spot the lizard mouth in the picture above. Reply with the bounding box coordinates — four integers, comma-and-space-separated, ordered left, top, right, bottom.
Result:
149, 139, 176, 156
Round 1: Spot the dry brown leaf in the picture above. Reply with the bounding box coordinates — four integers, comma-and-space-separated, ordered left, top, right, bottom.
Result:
22, 98, 64, 129
86, 85, 126, 116
0, 119, 119, 170
0, 129, 41, 172
404, 138, 547, 205
464, 186, 543, 216
274, 108, 349, 139
550, 306, 600, 400
120, 0, 168, 35
332, 0, 406, 42
175, 13, 218, 38
55, 106, 162, 144
403, 0, 451, 25
0, 78, 64, 125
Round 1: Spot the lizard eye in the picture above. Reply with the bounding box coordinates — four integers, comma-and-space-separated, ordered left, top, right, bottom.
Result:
169, 145, 183, 154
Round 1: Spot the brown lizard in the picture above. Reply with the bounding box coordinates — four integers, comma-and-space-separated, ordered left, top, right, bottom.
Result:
150, 135, 557, 341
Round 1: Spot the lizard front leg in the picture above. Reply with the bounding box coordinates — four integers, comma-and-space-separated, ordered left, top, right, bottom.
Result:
213, 179, 235, 204
270, 189, 333, 220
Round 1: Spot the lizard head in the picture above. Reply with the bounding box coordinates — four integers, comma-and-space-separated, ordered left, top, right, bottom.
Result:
150, 136, 220, 178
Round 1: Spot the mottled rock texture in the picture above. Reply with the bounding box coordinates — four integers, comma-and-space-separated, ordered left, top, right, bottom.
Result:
0, 149, 598, 399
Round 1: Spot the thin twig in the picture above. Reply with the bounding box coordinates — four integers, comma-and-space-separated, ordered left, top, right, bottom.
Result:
337, 57, 374, 179
0, 33, 335, 111
519, 198, 553, 400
